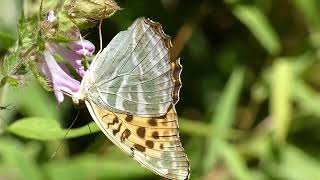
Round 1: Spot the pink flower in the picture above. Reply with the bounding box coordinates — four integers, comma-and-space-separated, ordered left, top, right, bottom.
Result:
48, 40, 95, 77
38, 11, 96, 103
47, 42, 84, 77
40, 52, 80, 103
68, 40, 95, 56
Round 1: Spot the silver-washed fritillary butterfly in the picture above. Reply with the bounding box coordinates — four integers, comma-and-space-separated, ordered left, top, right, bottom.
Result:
74, 17, 190, 180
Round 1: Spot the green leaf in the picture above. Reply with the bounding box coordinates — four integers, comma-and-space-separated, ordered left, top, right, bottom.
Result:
291, 0, 320, 31
8, 80, 60, 120
218, 140, 252, 180
183, 137, 205, 179
203, 68, 244, 173
179, 118, 211, 137
292, 79, 320, 117
211, 68, 245, 135
0, 138, 43, 180
0, 0, 20, 35
292, 0, 320, 47
7, 116, 245, 141
0, 31, 16, 48
179, 118, 245, 139
232, 5, 281, 55
44, 152, 152, 180
268, 145, 320, 179
7, 117, 100, 140
1, 52, 19, 77
270, 59, 292, 144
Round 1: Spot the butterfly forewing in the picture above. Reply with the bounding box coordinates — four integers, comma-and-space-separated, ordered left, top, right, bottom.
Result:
85, 100, 189, 179
83, 18, 180, 117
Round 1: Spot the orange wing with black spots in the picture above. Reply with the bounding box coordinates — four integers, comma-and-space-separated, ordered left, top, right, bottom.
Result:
85, 100, 190, 180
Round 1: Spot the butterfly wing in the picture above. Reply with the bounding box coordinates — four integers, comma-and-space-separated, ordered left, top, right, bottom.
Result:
85, 100, 190, 179
81, 17, 190, 179
83, 17, 181, 117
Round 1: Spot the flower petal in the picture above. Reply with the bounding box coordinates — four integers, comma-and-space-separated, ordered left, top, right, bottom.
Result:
43, 51, 80, 103
47, 43, 86, 77
68, 40, 95, 56
38, 62, 52, 80
47, 10, 57, 22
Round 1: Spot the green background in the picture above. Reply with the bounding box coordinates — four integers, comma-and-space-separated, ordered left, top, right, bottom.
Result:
1, 0, 320, 179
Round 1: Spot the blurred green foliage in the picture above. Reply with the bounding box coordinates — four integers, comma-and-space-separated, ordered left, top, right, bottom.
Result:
1, 0, 320, 179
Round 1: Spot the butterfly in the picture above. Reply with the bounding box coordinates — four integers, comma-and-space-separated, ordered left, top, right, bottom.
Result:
74, 17, 190, 180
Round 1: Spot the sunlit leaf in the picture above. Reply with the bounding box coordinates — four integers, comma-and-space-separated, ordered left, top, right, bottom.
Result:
291, 0, 320, 31
210, 68, 244, 134
232, 5, 281, 55
270, 59, 292, 144
269, 145, 320, 179
7, 80, 60, 120
7, 117, 100, 140
0, 138, 43, 180
292, 79, 320, 117
218, 141, 252, 180
203, 68, 245, 173
44, 153, 152, 180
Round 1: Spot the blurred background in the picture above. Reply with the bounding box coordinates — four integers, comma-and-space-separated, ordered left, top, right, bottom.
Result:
1, 0, 320, 179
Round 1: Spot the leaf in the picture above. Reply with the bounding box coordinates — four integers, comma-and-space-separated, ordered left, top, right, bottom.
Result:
179, 118, 211, 137
183, 137, 205, 179
0, 31, 16, 49
203, 68, 245, 173
44, 152, 152, 180
211, 68, 245, 135
7, 80, 60, 120
179, 118, 245, 139
270, 59, 292, 144
1, 52, 19, 77
232, 5, 281, 55
0, 138, 43, 180
268, 145, 320, 179
291, 0, 320, 31
7, 117, 100, 140
0, 0, 19, 49
7, 116, 245, 141
291, 0, 320, 47
218, 140, 252, 180
292, 79, 320, 117
0, 0, 20, 34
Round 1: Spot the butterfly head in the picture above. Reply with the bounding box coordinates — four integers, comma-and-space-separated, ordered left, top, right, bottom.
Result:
71, 90, 86, 108
72, 98, 86, 109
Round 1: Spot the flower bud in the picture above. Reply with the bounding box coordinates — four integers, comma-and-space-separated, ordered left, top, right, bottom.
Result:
63, 0, 120, 28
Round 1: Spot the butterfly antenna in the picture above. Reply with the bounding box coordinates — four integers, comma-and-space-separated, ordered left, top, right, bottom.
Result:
51, 110, 81, 160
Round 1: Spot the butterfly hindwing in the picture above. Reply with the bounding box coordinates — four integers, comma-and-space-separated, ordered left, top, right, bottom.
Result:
85, 100, 190, 180
84, 17, 182, 117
